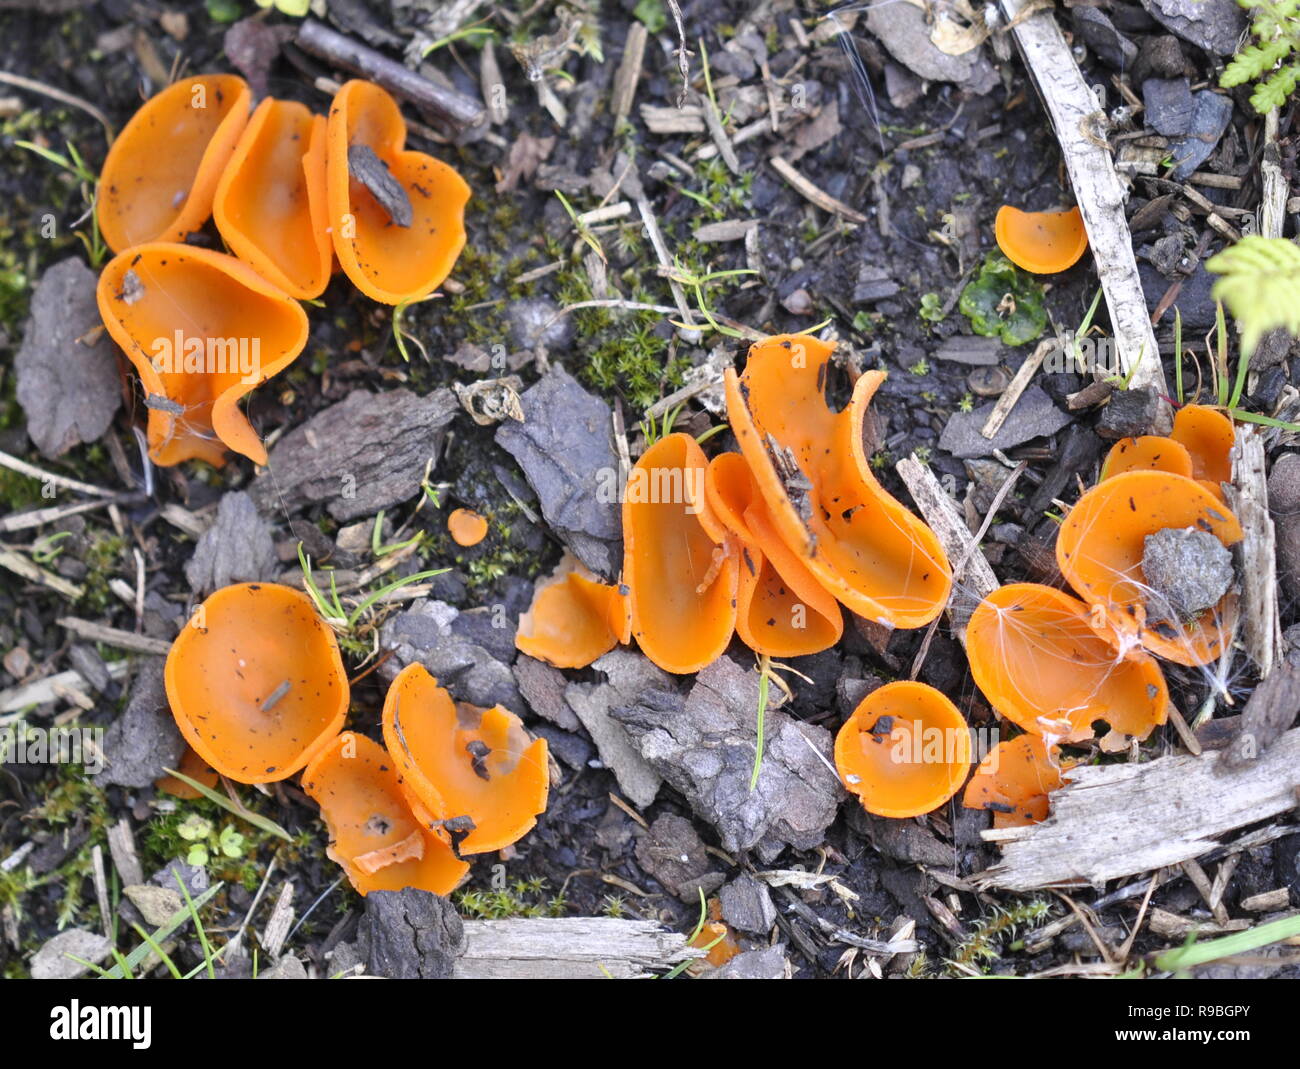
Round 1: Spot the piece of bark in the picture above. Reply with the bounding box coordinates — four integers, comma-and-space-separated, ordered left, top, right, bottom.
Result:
1220, 663, 1300, 769
454, 917, 699, 979
1224, 427, 1284, 676
976, 727, 1300, 889
184, 491, 278, 596
360, 888, 466, 979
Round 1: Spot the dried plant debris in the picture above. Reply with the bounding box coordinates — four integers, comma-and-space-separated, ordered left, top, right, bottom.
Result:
184, 491, 278, 596
92, 659, 185, 790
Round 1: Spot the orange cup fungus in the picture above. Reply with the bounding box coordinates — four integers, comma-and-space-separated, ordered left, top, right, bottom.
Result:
1170, 404, 1235, 485
155, 745, 221, 800
213, 97, 332, 300
834, 681, 972, 818
962, 734, 1073, 829
303, 731, 469, 896
165, 583, 349, 784
1100, 436, 1193, 481
1056, 471, 1244, 666
516, 554, 623, 669
97, 244, 308, 467
99, 75, 251, 253
382, 664, 548, 855
326, 79, 470, 304
447, 507, 489, 547
966, 583, 1168, 742
622, 432, 738, 674
725, 335, 951, 629
994, 205, 1089, 274
705, 451, 843, 657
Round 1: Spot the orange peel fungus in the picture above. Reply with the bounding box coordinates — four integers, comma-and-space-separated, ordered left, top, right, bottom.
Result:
994, 205, 1089, 274
515, 553, 623, 669
962, 734, 1073, 829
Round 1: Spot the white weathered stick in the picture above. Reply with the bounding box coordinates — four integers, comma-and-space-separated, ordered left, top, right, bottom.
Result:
1225, 426, 1284, 677
1001, 0, 1167, 410
976, 727, 1300, 890
454, 917, 700, 979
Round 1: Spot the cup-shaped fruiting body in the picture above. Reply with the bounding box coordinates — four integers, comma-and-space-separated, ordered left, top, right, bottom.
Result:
303, 732, 469, 896
97, 243, 309, 466
1170, 404, 1235, 485
834, 681, 972, 818
725, 335, 951, 629
966, 583, 1168, 741
1101, 436, 1193, 481
326, 80, 470, 304
705, 452, 842, 657
382, 664, 548, 855
962, 734, 1072, 829
516, 553, 623, 669
1056, 471, 1244, 666
622, 432, 738, 673
165, 583, 349, 783
994, 205, 1088, 274
213, 97, 331, 299
99, 74, 251, 253
447, 507, 489, 547
155, 745, 220, 800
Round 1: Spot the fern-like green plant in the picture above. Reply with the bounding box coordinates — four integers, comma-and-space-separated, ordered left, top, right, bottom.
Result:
1221, 0, 1300, 112
1205, 235, 1300, 356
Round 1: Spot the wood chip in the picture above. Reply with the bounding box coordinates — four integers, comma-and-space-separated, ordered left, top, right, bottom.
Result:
260, 881, 296, 960
768, 155, 867, 224
1241, 887, 1291, 912
610, 21, 648, 127
57, 618, 171, 656
454, 917, 700, 979
1225, 426, 1284, 678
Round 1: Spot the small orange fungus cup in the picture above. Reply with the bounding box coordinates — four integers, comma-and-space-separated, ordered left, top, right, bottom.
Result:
99, 74, 251, 253
966, 583, 1167, 741
962, 734, 1073, 829
1056, 471, 1244, 666
834, 681, 972, 818
1170, 404, 1235, 484
447, 507, 489, 547
164, 583, 349, 784
213, 97, 332, 299
725, 335, 951, 628
97, 244, 308, 467
382, 664, 548, 855
622, 432, 738, 673
994, 205, 1089, 274
326, 80, 470, 304
155, 745, 220, 799
303, 731, 469, 896
705, 452, 843, 657
516, 554, 623, 669
1101, 436, 1193, 481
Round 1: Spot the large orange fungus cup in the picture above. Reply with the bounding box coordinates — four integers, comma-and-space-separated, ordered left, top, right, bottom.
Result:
994, 205, 1089, 274
725, 335, 951, 628
97, 243, 309, 467
326, 80, 470, 304
99, 74, 251, 253
622, 432, 738, 673
164, 583, 349, 784
303, 731, 469, 896
1056, 471, 1244, 666
516, 553, 623, 669
834, 680, 972, 818
966, 583, 1168, 741
213, 97, 332, 299
962, 734, 1073, 829
705, 451, 843, 657
382, 664, 548, 855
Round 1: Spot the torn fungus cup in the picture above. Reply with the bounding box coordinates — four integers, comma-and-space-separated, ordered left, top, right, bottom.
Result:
965, 583, 1168, 741
1170, 404, 1235, 485
213, 97, 332, 299
962, 734, 1072, 829
515, 553, 622, 669
99, 74, 251, 253
447, 507, 489, 547
834, 681, 972, 819
705, 451, 843, 657
622, 432, 738, 674
1100, 436, 1193, 481
994, 205, 1089, 274
164, 582, 349, 784
724, 335, 951, 629
382, 663, 548, 855
303, 731, 469, 896
326, 80, 470, 304
1055, 471, 1244, 666
97, 243, 309, 467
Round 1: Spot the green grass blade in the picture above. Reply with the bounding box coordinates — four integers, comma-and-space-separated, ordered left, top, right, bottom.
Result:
160, 768, 292, 842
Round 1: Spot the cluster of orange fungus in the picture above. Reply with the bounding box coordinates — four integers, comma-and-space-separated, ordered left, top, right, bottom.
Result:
725, 336, 952, 629
164, 583, 349, 784
213, 98, 332, 299
834, 681, 972, 818
382, 664, 549, 855
303, 732, 469, 896
98, 75, 251, 253
994, 204, 1089, 274
326, 79, 470, 304
515, 555, 623, 669
965, 583, 1168, 742
97, 244, 309, 467
1056, 470, 1243, 666
962, 735, 1073, 829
